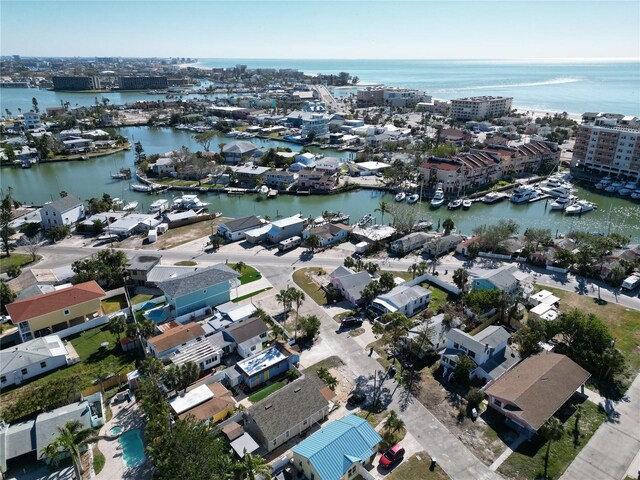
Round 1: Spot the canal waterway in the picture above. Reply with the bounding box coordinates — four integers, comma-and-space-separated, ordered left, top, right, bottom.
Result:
3, 127, 640, 241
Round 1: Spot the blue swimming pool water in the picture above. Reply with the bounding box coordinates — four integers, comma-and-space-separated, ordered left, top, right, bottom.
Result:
119, 429, 146, 468
110, 425, 122, 436
141, 301, 156, 310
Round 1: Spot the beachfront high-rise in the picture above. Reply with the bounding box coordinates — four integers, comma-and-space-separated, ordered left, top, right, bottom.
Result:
572, 113, 640, 181
450, 96, 513, 120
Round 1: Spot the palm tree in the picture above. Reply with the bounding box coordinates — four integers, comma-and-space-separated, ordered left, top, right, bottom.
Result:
408, 263, 419, 279
453, 268, 469, 292
375, 200, 389, 225
275, 288, 292, 322
540, 417, 564, 479
42, 421, 96, 480
179, 361, 199, 393
236, 450, 271, 480
303, 234, 321, 253
288, 288, 305, 341
417, 261, 428, 276
232, 261, 247, 273
138, 356, 164, 378
107, 314, 126, 346
442, 218, 455, 235
383, 410, 405, 435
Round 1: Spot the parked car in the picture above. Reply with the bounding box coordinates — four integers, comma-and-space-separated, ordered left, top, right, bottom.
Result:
347, 392, 366, 406
379, 444, 405, 468
340, 316, 363, 329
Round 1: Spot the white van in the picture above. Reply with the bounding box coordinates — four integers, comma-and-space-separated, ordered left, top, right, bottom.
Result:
621, 274, 640, 290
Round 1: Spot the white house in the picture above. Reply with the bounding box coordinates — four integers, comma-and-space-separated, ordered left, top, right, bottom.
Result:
244, 214, 305, 244
152, 156, 176, 176
221, 317, 270, 358
330, 267, 373, 306
440, 326, 519, 382
472, 265, 532, 296
22, 112, 43, 131
401, 313, 460, 356
423, 234, 465, 257
216, 215, 265, 241
352, 161, 390, 176
0, 335, 75, 387
40, 194, 85, 230
107, 213, 162, 237
370, 284, 431, 317
390, 232, 430, 256
303, 223, 350, 248
295, 152, 317, 167
315, 157, 340, 174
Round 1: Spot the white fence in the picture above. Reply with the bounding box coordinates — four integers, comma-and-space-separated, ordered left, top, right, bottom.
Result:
546, 265, 569, 274
406, 273, 461, 295
131, 295, 166, 313
175, 306, 213, 325
56, 308, 130, 340
479, 252, 513, 261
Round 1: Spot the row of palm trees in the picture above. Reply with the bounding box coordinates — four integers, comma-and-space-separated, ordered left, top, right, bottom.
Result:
275, 286, 305, 341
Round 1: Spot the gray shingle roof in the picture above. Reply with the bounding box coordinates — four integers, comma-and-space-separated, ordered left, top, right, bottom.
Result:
126, 254, 162, 272
46, 194, 82, 212
223, 141, 257, 155
220, 215, 263, 232
338, 271, 372, 298
246, 376, 328, 441
224, 318, 269, 345
35, 401, 92, 458
157, 264, 239, 298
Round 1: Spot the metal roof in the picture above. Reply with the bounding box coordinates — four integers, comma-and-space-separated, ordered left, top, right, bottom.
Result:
157, 264, 239, 298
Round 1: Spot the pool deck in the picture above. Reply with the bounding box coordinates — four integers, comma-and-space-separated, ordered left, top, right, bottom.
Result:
94, 395, 152, 480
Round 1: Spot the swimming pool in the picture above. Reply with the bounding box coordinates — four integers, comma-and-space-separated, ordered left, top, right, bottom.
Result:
110, 425, 122, 436
119, 429, 146, 468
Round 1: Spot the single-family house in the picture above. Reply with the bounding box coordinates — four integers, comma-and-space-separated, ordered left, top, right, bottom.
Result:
145, 265, 198, 287
40, 194, 85, 230
352, 161, 390, 176
472, 265, 531, 296
297, 170, 337, 192
390, 232, 430, 256
456, 236, 480, 256
152, 156, 175, 176
295, 152, 317, 167
6, 281, 106, 342
62, 138, 94, 153
169, 383, 236, 424
315, 157, 340, 174
244, 214, 305, 244
107, 213, 162, 237
125, 254, 162, 287
483, 352, 590, 433
423, 234, 464, 257
370, 284, 431, 318
147, 323, 206, 359
221, 317, 270, 358
303, 223, 350, 248
264, 170, 297, 189
169, 334, 226, 371
234, 343, 298, 390
223, 141, 258, 164
288, 162, 308, 173
156, 264, 240, 318
330, 267, 372, 306
244, 376, 330, 453
292, 414, 382, 480
0, 335, 76, 387
440, 326, 520, 382
216, 215, 265, 242
231, 164, 271, 187
0, 394, 105, 471
401, 313, 459, 356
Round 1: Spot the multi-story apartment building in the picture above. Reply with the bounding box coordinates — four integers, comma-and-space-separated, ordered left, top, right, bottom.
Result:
52, 76, 101, 91
571, 114, 640, 181
22, 112, 43, 131
484, 141, 561, 175
450, 96, 513, 120
421, 151, 503, 192
119, 76, 168, 90
357, 87, 431, 108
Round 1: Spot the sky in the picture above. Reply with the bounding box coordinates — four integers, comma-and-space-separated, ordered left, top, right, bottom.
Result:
1, 0, 639, 60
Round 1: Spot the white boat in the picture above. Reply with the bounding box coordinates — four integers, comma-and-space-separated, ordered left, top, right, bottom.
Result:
565, 200, 594, 215
258, 185, 269, 196
447, 199, 462, 210
122, 201, 138, 211
413, 219, 433, 230
510, 186, 539, 203
395, 192, 406, 202
131, 183, 152, 192
605, 185, 618, 193
149, 199, 169, 213
462, 199, 472, 209
624, 182, 637, 190
483, 191, 508, 204
595, 176, 612, 189
542, 185, 573, 198
111, 198, 123, 207
430, 184, 445, 208
549, 196, 575, 210
406, 194, 419, 204
172, 194, 209, 210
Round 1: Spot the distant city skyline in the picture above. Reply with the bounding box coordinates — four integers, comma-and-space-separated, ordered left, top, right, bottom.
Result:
1, 1, 639, 60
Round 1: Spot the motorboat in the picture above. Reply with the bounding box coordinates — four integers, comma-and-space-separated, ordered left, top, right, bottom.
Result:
430, 184, 445, 208
131, 183, 153, 192
149, 199, 169, 213
624, 182, 637, 190
483, 191, 508, 204
549, 195, 575, 210
111, 168, 132, 180
413, 219, 433, 230
565, 200, 595, 215
510, 186, 539, 203
447, 199, 462, 210
111, 198, 123, 207
406, 194, 420, 204
462, 199, 472, 209
122, 201, 138, 211
542, 185, 573, 198
172, 194, 209, 210
619, 187, 633, 196
395, 191, 406, 202
631, 190, 640, 200
258, 185, 269, 196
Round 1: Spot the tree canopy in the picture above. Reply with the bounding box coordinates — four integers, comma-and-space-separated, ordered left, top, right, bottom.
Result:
71, 249, 127, 289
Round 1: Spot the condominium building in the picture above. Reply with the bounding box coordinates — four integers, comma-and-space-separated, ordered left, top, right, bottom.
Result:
571, 114, 640, 180
421, 151, 503, 192
52, 76, 101, 91
450, 96, 513, 120
357, 87, 431, 108
119, 76, 168, 90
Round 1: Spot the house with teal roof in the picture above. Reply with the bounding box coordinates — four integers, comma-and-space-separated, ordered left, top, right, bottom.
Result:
291, 414, 381, 480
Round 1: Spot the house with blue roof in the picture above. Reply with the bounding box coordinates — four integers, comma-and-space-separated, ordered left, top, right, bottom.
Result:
292, 414, 381, 480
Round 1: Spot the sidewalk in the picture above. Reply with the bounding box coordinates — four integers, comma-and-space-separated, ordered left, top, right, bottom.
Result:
560, 375, 640, 480
230, 276, 273, 300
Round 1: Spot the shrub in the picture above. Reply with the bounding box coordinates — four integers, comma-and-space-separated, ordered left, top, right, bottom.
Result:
466, 387, 485, 408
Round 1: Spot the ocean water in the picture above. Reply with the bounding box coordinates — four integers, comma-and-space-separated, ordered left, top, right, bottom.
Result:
196, 59, 640, 115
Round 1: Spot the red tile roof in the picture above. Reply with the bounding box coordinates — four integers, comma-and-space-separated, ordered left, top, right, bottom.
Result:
7, 281, 106, 324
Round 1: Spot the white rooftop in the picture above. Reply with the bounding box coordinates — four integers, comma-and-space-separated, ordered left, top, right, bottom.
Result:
356, 161, 391, 170
169, 385, 213, 414
236, 345, 285, 377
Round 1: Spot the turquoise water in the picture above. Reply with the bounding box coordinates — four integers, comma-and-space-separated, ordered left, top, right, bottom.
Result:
1, 60, 638, 115
119, 429, 146, 468
110, 425, 122, 436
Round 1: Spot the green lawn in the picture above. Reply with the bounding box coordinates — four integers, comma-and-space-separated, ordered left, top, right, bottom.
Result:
292, 267, 327, 305
130, 293, 155, 305
498, 399, 606, 480
232, 287, 272, 303
387, 453, 450, 480
303, 356, 344, 377
543, 286, 640, 372
248, 381, 285, 403
101, 294, 128, 314
229, 263, 262, 285
175, 260, 197, 266
355, 409, 386, 429
92, 446, 106, 475
0, 253, 41, 274
419, 282, 457, 312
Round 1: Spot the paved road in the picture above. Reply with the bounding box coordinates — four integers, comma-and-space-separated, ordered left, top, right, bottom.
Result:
560, 375, 640, 480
